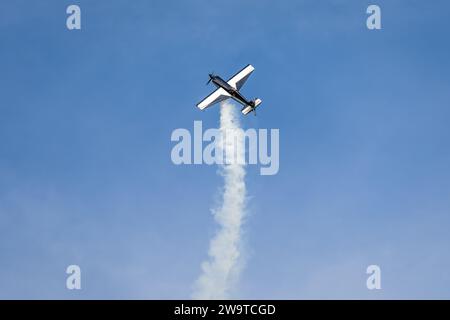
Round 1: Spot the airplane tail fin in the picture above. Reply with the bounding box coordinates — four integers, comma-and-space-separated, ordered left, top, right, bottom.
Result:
241, 98, 262, 115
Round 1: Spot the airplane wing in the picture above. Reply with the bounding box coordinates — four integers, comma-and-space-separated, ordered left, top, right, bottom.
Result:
227, 64, 255, 90
196, 87, 231, 110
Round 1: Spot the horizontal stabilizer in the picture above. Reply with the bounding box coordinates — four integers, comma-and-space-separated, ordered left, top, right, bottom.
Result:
241, 98, 262, 115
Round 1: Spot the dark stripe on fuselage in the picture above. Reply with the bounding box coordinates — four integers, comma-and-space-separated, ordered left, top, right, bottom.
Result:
212, 76, 252, 106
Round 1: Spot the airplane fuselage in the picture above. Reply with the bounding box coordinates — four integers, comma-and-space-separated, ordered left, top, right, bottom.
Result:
211, 76, 254, 107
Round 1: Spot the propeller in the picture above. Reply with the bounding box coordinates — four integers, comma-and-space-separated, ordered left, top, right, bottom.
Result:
206, 72, 214, 85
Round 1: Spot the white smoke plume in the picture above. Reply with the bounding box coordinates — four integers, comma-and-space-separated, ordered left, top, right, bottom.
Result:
192, 101, 247, 299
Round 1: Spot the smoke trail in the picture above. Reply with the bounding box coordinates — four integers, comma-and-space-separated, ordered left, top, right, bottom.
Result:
192, 101, 247, 299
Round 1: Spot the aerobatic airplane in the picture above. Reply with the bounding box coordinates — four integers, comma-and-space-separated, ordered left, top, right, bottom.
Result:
196, 64, 262, 115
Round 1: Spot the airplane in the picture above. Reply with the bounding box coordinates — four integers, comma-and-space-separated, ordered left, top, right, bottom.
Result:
196, 64, 262, 115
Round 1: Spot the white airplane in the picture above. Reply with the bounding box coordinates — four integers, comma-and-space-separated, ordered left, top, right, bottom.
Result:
196, 64, 262, 115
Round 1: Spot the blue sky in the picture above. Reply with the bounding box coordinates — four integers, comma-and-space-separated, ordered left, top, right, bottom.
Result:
1, 0, 450, 299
